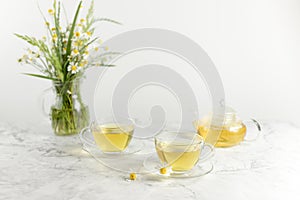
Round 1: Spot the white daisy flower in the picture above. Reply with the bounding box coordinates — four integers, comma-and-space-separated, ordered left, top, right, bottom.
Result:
21, 54, 29, 61
74, 31, 81, 38
82, 50, 89, 59
82, 31, 92, 40
71, 48, 80, 57
79, 60, 88, 68
67, 63, 79, 74
91, 44, 100, 52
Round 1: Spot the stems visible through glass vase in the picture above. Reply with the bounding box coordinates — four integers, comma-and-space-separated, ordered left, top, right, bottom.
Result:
50, 79, 89, 136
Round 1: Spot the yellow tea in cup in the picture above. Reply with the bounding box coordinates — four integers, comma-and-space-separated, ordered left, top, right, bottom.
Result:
92, 123, 134, 152
156, 143, 201, 171
155, 131, 203, 172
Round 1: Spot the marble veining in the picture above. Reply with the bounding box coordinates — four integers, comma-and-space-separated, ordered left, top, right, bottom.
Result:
0, 121, 300, 200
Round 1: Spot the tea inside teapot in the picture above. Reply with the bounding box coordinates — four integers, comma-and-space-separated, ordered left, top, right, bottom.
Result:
195, 107, 247, 147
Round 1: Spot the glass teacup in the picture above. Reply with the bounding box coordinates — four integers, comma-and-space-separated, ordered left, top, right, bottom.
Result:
81, 118, 135, 153
155, 131, 205, 172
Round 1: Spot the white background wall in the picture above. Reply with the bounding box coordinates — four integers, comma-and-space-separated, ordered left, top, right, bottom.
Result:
0, 0, 300, 126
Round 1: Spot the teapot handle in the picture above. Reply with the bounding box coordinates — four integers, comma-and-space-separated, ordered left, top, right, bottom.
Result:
242, 118, 262, 142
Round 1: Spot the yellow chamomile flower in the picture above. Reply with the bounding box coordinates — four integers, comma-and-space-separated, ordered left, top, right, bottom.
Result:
75, 32, 81, 37
19, 54, 29, 63
73, 40, 80, 47
18, 54, 27, 63
71, 49, 79, 56
79, 60, 88, 68
28, 57, 35, 63
94, 47, 99, 51
129, 173, 137, 181
48, 9, 54, 15
160, 167, 167, 175
80, 18, 85, 23
34, 51, 40, 58
86, 32, 92, 37
104, 46, 109, 51
22, 54, 29, 60
68, 64, 79, 74
45, 22, 50, 27
52, 33, 57, 42
82, 31, 91, 40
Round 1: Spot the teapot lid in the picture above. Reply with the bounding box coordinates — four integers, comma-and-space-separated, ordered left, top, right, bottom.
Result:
210, 106, 237, 127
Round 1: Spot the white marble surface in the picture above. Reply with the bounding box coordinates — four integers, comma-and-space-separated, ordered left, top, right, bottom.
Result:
1, 121, 300, 200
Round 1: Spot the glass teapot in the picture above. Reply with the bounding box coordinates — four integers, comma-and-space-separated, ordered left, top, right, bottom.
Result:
194, 107, 261, 147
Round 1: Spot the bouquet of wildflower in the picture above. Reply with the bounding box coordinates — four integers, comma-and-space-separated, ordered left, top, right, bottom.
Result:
15, 0, 119, 135
16, 0, 119, 81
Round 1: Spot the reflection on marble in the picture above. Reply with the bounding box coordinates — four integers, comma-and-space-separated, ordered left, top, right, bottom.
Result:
0, 121, 299, 200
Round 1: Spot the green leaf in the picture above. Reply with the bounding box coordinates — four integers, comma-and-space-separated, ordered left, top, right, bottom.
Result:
93, 18, 122, 25
53, 0, 63, 65
91, 64, 116, 67
15, 34, 39, 46
86, 0, 94, 22
22, 73, 59, 81
66, 1, 82, 56
78, 37, 98, 53
96, 51, 120, 57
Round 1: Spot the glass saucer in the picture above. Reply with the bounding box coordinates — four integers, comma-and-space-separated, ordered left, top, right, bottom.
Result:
80, 127, 144, 157
143, 144, 214, 178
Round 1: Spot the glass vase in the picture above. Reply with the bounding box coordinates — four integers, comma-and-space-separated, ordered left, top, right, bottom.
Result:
49, 79, 89, 136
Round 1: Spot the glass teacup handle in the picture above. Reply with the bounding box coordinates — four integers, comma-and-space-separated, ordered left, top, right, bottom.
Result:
79, 127, 95, 147
242, 118, 262, 142
199, 144, 215, 163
